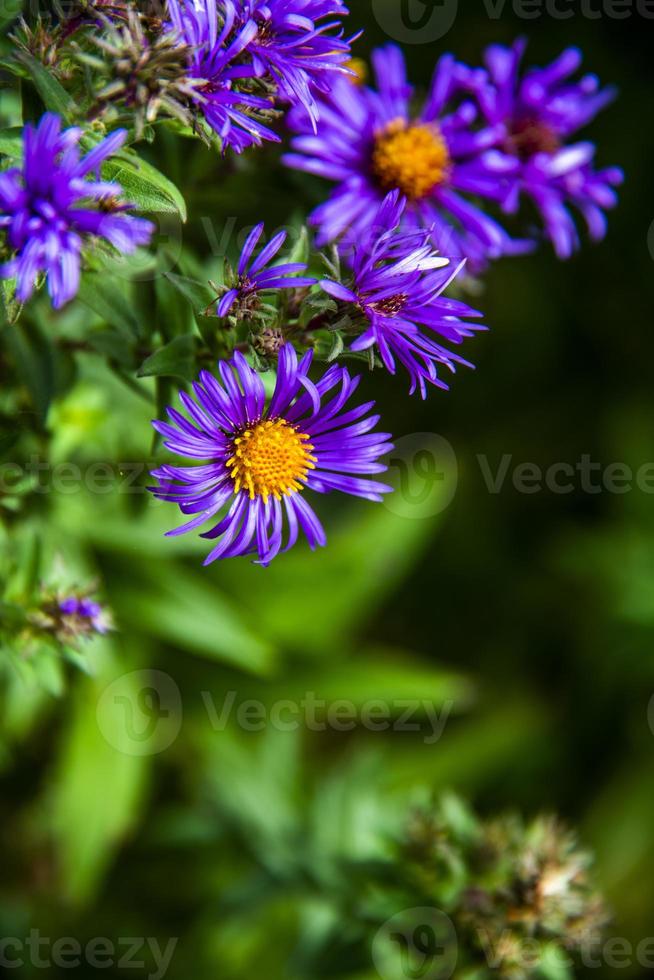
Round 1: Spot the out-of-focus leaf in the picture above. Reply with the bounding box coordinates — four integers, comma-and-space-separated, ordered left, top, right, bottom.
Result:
111, 562, 278, 676
221, 504, 440, 656
77, 276, 142, 337
0, 125, 22, 157
260, 652, 475, 716
586, 754, 654, 939
137, 333, 198, 381
0, 2, 21, 34
87, 327, 137, 365
46, 653, 149, 903
287, 225, 309, 266
3, 320, 57, 421
379, 698, 551, 791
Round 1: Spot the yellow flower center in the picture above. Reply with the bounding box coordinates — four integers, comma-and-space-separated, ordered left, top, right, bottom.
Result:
227, 418, 316, 502
346, 57, 368, 86
371, 119, 450, 200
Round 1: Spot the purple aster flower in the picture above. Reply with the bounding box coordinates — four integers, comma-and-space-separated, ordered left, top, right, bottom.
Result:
283, 44, 531, 272
150, 344, 393, 565
165, 0, 280, 153
217, 222, 316, 317
465, 39, 623, 258
0, 113, 154, 309
320, 191, 485, 398
237, 0, 354, 127
58, 595, 111, 636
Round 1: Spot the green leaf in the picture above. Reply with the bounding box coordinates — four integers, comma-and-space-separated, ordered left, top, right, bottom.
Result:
0, 126, 23, 159
0, 278, 21, 325
2, 320, 57, 421
46, 656, 149, 903
137, 333, 198, 381
111, 562, 278, 677
87, 327, 137, 366
287, 225, 309, 267
104, 152, 187, 221
222, 504, 440, 657
77, 276, 142, 338
164, 271, 214, 310
325, 331, 344, 362
15, 51, 77, 122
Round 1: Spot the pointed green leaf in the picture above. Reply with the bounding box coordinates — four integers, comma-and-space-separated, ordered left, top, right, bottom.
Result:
137, 333, 198, 381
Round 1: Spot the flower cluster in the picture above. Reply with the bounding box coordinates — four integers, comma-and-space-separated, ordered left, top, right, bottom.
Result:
163, 0, 353, 152
29, 591, 112, 647
1, 8, 625, 565
320, 190, 485, 398
284, 39, 622, 267
463, 39, 624, 258
399, 799, 609, 979
0, 113, 153, 309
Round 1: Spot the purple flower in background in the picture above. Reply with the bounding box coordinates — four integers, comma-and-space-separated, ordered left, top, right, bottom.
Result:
238, 0, 354, 127
217, 222, 316, 317
467, 39, 623, 258
150, 344, 393, 565
320, 191, 485, 398
58, 596, 111, 636
0, 113, 153, 309
166, 0, 280, 153
283, 44, 531, 272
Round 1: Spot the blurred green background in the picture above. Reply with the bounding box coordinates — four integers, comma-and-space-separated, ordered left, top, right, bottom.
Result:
1, 1, 654, 978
